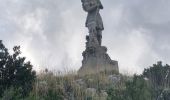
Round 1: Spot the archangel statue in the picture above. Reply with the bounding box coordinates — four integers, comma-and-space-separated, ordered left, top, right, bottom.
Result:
81, 0, 104, 47
79, 0, 119, 75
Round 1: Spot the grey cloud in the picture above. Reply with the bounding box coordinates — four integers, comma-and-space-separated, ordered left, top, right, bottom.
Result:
0, 0, 170, 74
101, 0, 170, 73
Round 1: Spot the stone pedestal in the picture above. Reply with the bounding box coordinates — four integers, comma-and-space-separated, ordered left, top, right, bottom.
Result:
78, 44, 119, 75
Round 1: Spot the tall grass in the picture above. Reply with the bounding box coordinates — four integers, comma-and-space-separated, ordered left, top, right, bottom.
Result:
26, 69, 122, 100
0, 69, 126, 100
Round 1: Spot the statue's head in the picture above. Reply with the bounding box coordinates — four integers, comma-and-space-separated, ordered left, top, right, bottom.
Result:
81, 0, 103, 12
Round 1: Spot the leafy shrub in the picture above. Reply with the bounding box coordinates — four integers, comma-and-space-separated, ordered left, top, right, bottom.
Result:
143, 61, 170, 99
0, 40, 36, 97
143, 61, 170, 88
107, 75, 153, 100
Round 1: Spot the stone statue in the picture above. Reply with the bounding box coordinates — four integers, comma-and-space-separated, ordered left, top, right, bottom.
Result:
79, 0, 119, 75
81, 0, 104, 46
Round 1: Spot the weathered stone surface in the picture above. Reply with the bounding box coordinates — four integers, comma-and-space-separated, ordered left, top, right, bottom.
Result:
79, 0, 119, 75
81, 0, 103, 47
79, 46, 119, 75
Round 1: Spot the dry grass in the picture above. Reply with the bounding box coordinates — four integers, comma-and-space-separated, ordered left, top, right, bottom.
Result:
27, 69, 124, 100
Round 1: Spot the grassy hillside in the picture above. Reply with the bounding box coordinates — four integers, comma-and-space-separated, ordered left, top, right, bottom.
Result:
1, 64, 170, 100
1, 70, 128, 100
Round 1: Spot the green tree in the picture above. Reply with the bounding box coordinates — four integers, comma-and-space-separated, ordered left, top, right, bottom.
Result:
143, 61, 170, 99
125, 75, 153, 100
0, 40, 36, 97
143, 61, 170, 88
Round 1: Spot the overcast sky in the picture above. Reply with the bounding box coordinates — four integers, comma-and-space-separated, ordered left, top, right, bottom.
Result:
0, 0, 170, 74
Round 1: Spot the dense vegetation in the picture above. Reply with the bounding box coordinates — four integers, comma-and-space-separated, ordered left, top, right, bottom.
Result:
0, 40, 36, 98
0, 41, 170, 100
107, 62, 170, 100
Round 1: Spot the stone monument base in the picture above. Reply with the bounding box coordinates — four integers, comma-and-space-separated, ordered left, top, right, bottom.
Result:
78, 45, 119, 75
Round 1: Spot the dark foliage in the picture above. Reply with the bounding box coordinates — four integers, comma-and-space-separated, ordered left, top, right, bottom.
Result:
125, 75, 153, 100
107, 61, 170, 100
0, 40, 36, 97
143, 61, 170, 99
143, 61, 170, 89
107, 75, 153, 100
